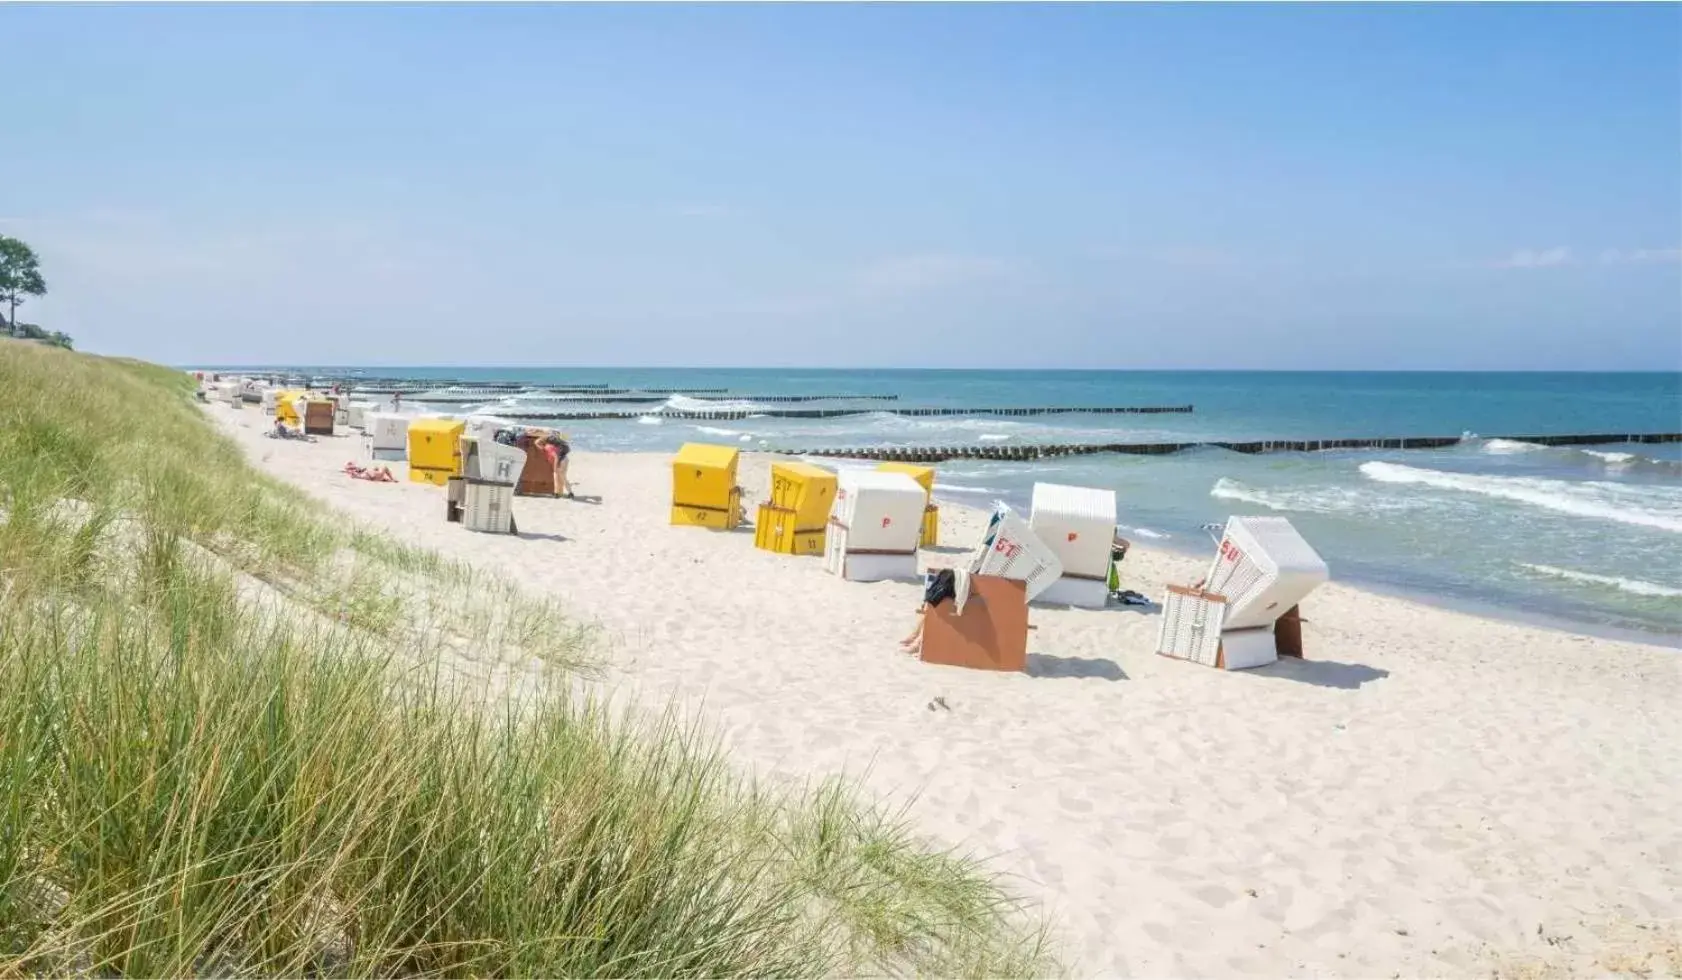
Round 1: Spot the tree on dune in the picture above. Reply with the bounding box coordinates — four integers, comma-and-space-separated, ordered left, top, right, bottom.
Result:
0, 234, 48, 336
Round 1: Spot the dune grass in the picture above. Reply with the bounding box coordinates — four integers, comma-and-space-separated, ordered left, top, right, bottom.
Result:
0, 344, 1055, 977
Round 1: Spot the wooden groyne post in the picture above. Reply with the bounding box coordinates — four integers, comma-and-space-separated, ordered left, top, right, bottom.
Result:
771, 432, 1682, 463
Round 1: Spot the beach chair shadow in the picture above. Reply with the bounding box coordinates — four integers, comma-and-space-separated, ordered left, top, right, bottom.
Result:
516, 530, 568, 543
1024, 653, 1127, 681
1251, 658, 1388, 690
1033, 597, 1160, 615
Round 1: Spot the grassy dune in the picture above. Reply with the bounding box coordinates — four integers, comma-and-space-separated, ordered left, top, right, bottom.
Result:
0, 344, 1054, 977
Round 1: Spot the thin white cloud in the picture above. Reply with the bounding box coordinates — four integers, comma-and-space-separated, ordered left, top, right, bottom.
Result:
1598, 246, 1682, 266
855, 253, 1019, 293
1494, 245, 1682, 270
1494, 246, 1573, 269
1091, 245, 1242, 268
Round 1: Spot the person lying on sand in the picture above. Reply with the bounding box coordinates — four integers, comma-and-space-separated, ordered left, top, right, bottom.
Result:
268, 419, 313, 441
343, 461, 396, 482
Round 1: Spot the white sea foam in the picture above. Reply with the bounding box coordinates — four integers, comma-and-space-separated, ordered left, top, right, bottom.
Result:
636, 415, 663, 426
1517, 563, 1682, 598
1582, 450, 1638, 472
1122, 525, 1169, 540
1359, 461, 1682, 533
1481, 438, 1544, 455
694, 425, 742, 438
977, 433, 1012, 442
936, 482, 1005, 495
1209, 477, 1422, 515
663, 394, 767, 413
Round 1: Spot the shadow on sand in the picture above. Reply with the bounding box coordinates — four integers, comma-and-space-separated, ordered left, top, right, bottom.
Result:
1025, 653, 1127, 681
1251, 657, 1389, 690
515, 530, 568, 543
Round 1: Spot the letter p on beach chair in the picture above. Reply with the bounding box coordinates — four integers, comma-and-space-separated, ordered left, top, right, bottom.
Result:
1029, 482, 1118, 608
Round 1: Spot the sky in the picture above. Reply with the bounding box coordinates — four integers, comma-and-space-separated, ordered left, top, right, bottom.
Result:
2, 3, 1678, 370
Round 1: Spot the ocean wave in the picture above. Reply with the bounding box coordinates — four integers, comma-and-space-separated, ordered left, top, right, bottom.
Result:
694, 425, 742, 438
1472, 438, 1678, 474
936, 482, 1005, 495
636, 415, 663, 426
1121, 525, 1169, 540
1517, 563, 1682, 598
1209, 477, 1422, 515
977, 433, 1012, 442
662, 394, 767, 413
1359, 461, 1682, 533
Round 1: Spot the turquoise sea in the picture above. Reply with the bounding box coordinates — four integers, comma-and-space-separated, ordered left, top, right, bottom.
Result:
220, 368, 1682, 642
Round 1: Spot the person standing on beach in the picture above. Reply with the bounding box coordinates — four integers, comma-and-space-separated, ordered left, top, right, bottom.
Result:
544, 433, 573, 498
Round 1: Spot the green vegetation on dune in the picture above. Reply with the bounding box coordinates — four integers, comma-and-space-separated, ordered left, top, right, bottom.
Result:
0, 344, 1054, 977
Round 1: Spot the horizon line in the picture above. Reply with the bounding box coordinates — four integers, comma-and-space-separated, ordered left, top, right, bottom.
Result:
177, 363, 1682, 375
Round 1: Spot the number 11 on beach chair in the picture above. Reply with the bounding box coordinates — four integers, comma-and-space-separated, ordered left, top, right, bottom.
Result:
755, 461, 837, 556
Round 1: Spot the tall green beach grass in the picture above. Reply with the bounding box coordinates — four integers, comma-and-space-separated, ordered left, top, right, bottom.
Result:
0, 342, 1054, 977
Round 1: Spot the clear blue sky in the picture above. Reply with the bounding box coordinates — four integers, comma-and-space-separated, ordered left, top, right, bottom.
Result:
3, 3, 1678, 369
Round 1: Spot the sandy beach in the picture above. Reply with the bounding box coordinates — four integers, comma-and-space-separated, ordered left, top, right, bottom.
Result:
215, 405, 1682, 978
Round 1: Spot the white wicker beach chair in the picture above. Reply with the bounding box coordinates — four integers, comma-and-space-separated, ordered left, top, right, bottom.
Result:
967, 503, 1064, 603
1202, 516, 1328, 631
823, 470, 925, 581
1030, 482, 1117, 607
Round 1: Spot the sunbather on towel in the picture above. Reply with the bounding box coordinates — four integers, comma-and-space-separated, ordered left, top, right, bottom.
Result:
271, 419, 311, 440
343, 462, 396, 482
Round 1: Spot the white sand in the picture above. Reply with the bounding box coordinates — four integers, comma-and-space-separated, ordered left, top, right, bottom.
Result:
217, 405, 1682, 978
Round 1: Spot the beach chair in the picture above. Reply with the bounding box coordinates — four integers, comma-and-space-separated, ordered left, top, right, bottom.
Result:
823, 469, 925, 581
920, 574, 1029, 672
1156, 516, 1328, 669
671, 443, 743, 530
302, 399, 336, 436
274, 390, 303, 425
462, 479, 517, 534
329, 394, 352, 428
369, 413, 409, 461
346, 401, 374, 431
460, 435, 525, 486
966, 503, 1063, 602
876, 462, 939, 547
407, 418, 465, 486
1029, 482, 1117, 608
755, 461, 837, 556
516, 435, 568, 497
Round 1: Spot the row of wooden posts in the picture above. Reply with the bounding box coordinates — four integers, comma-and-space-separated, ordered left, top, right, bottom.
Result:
770, 432, 1682, 463
482, 404, 1198, 421
363, 391, 905, 404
